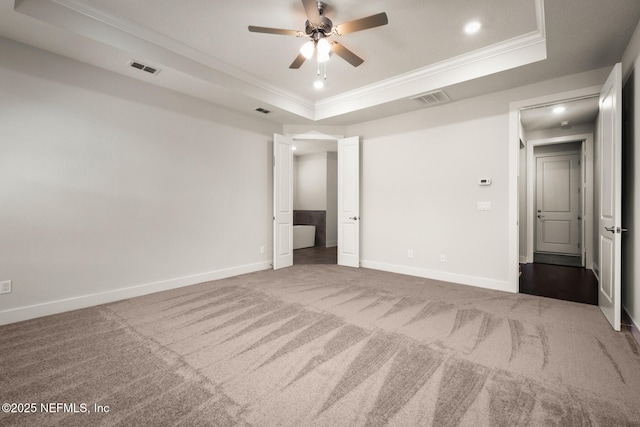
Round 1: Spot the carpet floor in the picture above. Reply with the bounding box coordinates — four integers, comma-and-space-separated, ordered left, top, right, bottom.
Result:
1, 265, 640, 426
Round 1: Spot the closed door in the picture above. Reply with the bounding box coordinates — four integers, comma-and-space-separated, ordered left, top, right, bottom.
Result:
535, 153, 580, 254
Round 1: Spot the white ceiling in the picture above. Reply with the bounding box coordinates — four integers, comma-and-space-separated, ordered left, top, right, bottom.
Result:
0, 0, 639, 128
520, 96, 600, 132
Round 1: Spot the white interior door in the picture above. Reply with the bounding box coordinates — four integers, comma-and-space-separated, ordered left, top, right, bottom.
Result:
273, 134, 293, 270
338, 136, 360, 267
535, 153, 581, 254
598, 63, 622, 331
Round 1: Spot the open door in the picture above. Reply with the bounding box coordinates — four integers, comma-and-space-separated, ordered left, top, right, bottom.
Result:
273, 134, 293, 269
598, 63, 623, 331
338, 136, 360, 267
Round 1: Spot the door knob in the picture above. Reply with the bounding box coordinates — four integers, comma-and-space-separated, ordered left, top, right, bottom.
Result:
537, 215, 544, 220
349, 216, 359, 220
605, 226, 629, 233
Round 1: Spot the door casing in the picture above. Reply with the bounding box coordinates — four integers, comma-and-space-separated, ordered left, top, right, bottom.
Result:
273, 133, 361, 269
509, 85, 602, 293
534, 151, 582, 256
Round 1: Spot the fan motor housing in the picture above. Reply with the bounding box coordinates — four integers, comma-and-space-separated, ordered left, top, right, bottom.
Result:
305, 16, 333, 35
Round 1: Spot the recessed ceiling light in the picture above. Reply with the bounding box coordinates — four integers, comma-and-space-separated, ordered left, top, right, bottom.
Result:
464, 20, 482, 34
292, 146, 297, 151
552, 106, 566, 114
313, 80, 325, 89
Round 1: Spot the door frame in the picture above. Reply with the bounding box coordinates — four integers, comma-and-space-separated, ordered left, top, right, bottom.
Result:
509, 85, 602, 292
526, 135, 593, 267
274, 132, 362, 268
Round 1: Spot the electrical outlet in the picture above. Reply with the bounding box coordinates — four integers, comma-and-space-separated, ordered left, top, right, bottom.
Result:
0, 280, 12, 295
440, 254, 446, 262
477, 201, 492, 211
260, 246, 265, 254
408, 250, 414, 258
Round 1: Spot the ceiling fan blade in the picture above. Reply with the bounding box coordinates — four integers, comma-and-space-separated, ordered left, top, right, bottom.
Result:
248, 26, 302, 36
335, 12, 388, 35
301, 0, 321, 23
289, 53, 307, 69
331, 42, 364, 67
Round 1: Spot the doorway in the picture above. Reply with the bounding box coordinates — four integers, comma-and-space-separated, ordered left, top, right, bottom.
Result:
291, 139, 338, 265
274, 134, 361, 268
518, 96, 598, 304
511, 64, 623, 329
534, 145, 582, 267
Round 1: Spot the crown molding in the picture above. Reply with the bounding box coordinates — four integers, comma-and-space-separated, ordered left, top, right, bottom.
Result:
17, 0, 547, 122
313, 0, 546, 120
313, 30, 547, 120
19, 0, 315, 119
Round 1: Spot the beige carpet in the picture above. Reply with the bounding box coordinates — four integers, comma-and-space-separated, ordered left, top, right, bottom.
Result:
2, 265, 640, 426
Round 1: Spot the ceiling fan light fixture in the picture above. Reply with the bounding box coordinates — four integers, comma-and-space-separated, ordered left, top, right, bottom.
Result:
300, 40, 315, 59
317, 51, 330, 63
317, 37, 331, 55
313, 80, 325, 89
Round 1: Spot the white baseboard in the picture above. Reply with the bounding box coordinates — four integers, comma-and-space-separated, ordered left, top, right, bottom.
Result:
361, 260, 515, 293
519, 255, 527, 264
592, 262, 600, 281
0, 261, 272, 326
623, 307, 640, 347
326, 241, 337, 248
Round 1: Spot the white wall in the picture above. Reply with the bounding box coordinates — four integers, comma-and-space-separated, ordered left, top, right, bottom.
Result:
621, 19, 640, 333
293, 152, 327, 210
347, 68, 610, 292
0, 38, 280, 324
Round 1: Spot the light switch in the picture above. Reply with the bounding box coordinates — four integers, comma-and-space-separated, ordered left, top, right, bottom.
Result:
477, 201, 492, 211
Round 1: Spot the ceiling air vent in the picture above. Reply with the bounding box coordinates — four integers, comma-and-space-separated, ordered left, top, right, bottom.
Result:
410, 90, 451, 107
254, 107, 271, 114
128, 60, 160, 75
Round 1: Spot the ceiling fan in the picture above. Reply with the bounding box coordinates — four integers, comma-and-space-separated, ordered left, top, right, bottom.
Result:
248, 0, 388, 69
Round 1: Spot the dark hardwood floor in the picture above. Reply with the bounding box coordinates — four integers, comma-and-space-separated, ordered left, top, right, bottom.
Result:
519, 262, 598, 305
293, 246, 337, 265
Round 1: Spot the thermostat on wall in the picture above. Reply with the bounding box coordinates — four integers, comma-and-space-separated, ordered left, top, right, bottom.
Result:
479, 178, 492, 186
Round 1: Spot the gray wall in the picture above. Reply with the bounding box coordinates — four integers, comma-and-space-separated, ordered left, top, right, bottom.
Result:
347, 68, 610, 293
0, 38, 280, 323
